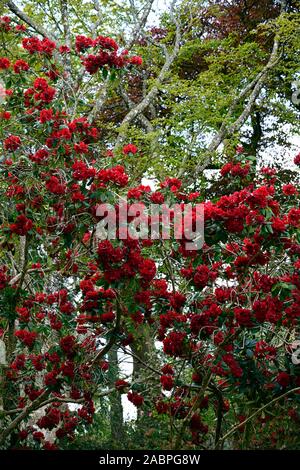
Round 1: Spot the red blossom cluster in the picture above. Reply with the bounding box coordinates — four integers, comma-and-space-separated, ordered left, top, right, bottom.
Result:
22, 37, 57, 56
15, 330, 37, 348
127, 391, 144, 407
9, 214, 33, 235
122, 143, 138, 155
4, 134, 21, 151
75, 34, 143, 74
220, 161, 250, 178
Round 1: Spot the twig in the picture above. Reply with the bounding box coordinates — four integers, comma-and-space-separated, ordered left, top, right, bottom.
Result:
217, 386, 300, 448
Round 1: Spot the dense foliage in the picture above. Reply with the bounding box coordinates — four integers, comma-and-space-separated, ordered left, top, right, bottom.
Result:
0, 0, 300, 451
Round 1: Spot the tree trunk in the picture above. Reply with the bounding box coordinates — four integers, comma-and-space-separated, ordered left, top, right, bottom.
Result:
107, 345, 125, 447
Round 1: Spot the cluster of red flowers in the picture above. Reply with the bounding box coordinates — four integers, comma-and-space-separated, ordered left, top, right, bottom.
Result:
24, 77, 56, 108
75, 35, 118, 53
115, 379, 129, 391
0, 16, 12, 32
0, 57, 10, 69
0, 266, 10, 289
39, 108, 53, 123
9, 214, 33, 235
22, 37, 57, 56
45, 175, 67, 195
163, 331, 187, 357
75, 34, 142, 74
122, 143, 138, 155
3, 134, 21, 151
127, 391, 144, 407
30, 148, 49, 163
96, 165, 129, 187
220, 161, 250, 177
13, 59, 30, 73
0, 57, 31, 73
160, 374, 174, 391
15, 330, 37, 348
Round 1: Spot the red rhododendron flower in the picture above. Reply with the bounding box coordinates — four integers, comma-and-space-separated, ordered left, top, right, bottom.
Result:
276, 372, 290, 388
138, 259, 156, 281
74, 141, 89, 154
13, 59, 29, 73
22, 37, 56, 56
39, 108, 54, 123
15, 24, 27, 32
0, 16, 11, 31
11, 354, 26, 370
115, 379, 129, 391
271, 217, 286, 233
101, 311, 115, 323
59, 335, 76, 354
1, 111, 11, 120
161, 364, 174, 375
282, 184, 298, 196
44, 370, 59, 387
59, 45, 71, 53
10, 214, 33, 235
75, 35, 94, 52
122, 144, 138, 155
129, 55, 143, 66
99, 360, 109, 371
150, 191, 165, 204
160, 374, 174, 390
294, 152, 300, 165
127, 391, 144, 407
163, 331, 186, 357
33, 431, 44, 442
15, 330, 37, 348
0, 57, 10, 69
4, 135, 21, 151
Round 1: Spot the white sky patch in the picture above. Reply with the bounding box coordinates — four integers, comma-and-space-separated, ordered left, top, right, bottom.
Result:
260, 130, 300, 169
118, 349, 137, 421
141, 176, 158, 189
148, 0, 171, 26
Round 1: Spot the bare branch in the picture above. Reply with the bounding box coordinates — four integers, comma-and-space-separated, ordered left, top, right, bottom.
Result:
59, 0, 72, 76
91, 0, 102, 38
126, 0, 155, 50
115, 5, 182, 147
60, 0, 71, 48
119, 86, 154, 132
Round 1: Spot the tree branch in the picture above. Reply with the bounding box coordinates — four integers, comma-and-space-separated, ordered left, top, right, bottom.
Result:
5, 0, 58, 42
88, 1, 156, 122
115, 3, 182, 147
217, 386, 300, 449
119, 86, 154, 132
193, 34, 281, 176
126, 0, 155, 50
0, 390, 49, 445
87, 298, 121, 367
